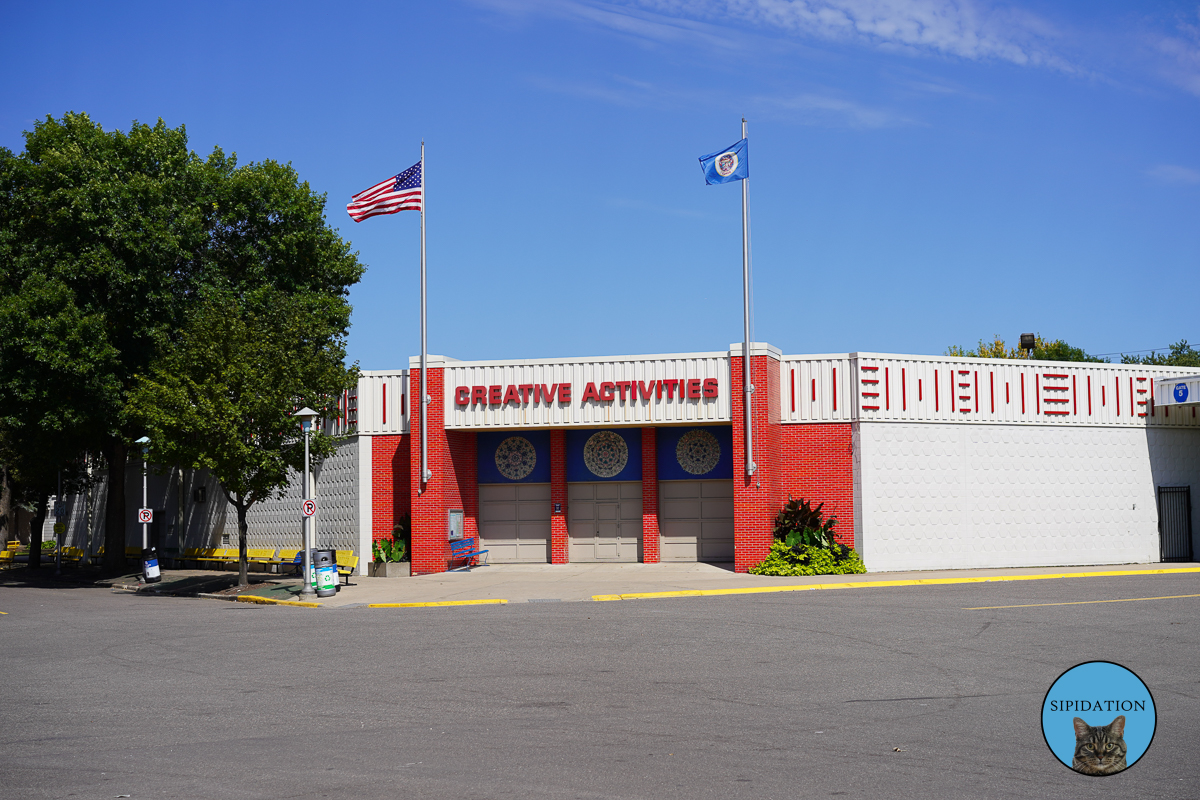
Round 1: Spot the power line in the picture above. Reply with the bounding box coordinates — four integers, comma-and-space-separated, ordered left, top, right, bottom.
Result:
1091, 340, 1196, 358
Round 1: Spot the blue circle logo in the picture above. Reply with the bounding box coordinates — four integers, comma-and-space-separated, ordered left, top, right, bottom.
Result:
1042, 661, 1156, 776
1174, 382, 1189, 403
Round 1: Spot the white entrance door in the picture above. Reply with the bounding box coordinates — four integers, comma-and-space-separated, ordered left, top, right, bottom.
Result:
478, 483, 551, 563
659, 480, 735, 562
568, 482, 642, 562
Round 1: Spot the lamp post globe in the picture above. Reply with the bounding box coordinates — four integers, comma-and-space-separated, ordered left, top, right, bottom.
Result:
293, 408, 319, 597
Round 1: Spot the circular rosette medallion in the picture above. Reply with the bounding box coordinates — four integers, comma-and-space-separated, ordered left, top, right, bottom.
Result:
676, 429, 721, 475
583, 431, 628, 478
494, 436, 537, 481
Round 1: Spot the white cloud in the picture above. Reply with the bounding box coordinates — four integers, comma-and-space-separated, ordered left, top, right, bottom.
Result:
546, 0, 1073, 68
1146, 164, 1200, 185
1153, 10, 1200, 96
751, 91, 915, 127
526, 72, 911, 126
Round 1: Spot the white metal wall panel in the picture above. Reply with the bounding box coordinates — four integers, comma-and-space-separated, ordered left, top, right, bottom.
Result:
356, 371, 409, 435
443, 353, 731, 429
857, 423, 1200, 572
843, 354, 1200, 429
779, 355, 853, 423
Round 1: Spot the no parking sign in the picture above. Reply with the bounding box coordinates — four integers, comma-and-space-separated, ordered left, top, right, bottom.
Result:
301, 499, 317, 518
137, 508, 153, 524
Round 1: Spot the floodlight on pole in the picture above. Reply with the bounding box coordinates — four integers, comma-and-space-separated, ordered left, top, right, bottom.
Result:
293, 408, 319, 597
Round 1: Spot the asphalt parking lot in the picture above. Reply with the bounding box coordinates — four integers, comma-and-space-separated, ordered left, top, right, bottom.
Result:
2, 571, 1199, 799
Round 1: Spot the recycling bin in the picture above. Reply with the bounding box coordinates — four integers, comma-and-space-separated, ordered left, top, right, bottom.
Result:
313, 548, 338, 597
142, 547, 162, 584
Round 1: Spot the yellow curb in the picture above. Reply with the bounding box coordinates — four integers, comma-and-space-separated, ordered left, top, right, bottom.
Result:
368, 598, 508, 608
236, 595, 322, 608
591, 567, 1200, 602
0, 610, 7, 614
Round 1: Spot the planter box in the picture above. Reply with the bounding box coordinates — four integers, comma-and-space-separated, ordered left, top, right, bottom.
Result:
369, 561, 410, 578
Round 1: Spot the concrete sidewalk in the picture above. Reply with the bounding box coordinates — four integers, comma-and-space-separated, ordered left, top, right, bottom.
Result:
219, 560, 1200, 608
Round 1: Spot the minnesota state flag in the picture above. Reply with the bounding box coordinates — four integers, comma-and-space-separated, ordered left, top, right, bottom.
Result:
699, 138, 749, 185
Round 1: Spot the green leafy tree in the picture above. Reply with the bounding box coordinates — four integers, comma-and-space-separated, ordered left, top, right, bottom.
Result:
946, 334, 1107, 362
130, 154, 362, 586
0, 114, 208, 569
1120, 340, 1200, 368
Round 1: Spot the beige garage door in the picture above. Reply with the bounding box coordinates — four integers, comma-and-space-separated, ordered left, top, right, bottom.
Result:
479, 484, 551, 563
660, 480, 734, 562
568, 482, 642, 562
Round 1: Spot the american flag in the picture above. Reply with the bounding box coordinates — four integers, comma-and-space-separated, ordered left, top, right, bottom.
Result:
347, 161, 422, 222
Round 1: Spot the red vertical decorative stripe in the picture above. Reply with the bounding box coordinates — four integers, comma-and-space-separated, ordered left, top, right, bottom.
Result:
811, 378, 816, 402
1129, 377, 1134, 417
832, 368, 837, 411
1021, 373, 1026, 414
885, 367, 890, 411
1036, 375, 1041, 414
1006, 382, 1010, 404
1086, 376, 1091, 415
901, 368, 907, 411
990, 372, 994, 413
790, 368, 795, 413
1115, 378, 1119, 416
934, 369, 939, 411
1150, 379, 1155, 416
382, 384, 387, 425
919, 378, 923, 401
974, 371, 979, 413
1072, 375, 1077, 415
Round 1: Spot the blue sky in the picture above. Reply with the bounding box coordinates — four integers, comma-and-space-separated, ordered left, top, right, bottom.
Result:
3, 1, 1198, 368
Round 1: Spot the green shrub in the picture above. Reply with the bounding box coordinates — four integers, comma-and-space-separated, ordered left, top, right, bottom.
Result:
749, 541, 866, 577
773, 496, 837, 549
373, 515, 411, 563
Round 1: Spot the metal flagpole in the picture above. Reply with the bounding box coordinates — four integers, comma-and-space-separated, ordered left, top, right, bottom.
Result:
419, 141, 431, 487
741, 118, 756, 477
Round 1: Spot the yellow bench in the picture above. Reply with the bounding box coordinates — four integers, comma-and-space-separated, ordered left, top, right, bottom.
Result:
335, 551, 359, 585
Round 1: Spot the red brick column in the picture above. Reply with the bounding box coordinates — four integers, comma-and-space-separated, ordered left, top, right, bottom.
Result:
371, 434, 411, 542
409, 366, 478, 576
550, 429, 568, 564
731, 347, 783, 572
641, 427, 660, 563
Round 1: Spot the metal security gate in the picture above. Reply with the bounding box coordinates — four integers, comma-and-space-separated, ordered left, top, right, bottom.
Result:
659, 480, 735, 562
568, 482, 642, 562
1158, 486, 1193, 562
479, 484, 551, 563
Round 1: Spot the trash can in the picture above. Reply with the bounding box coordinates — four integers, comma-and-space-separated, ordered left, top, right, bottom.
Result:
313, 548, 337, 597
142, 547, 162, 584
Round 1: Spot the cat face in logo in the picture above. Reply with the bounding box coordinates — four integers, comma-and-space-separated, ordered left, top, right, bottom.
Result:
1072, 715, 1127, 776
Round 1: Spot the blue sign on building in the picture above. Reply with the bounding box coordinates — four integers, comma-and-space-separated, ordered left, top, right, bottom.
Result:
565, 428, 643, 482
477, 430, 551, 483
1175, 382, 1190, 404
656, 425, 733, 481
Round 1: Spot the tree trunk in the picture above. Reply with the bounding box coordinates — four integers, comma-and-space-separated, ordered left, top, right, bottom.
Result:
103, 441, 128, 571
237, 500, 249, 587
0, 465, 10, 544
28, 491, 48, 570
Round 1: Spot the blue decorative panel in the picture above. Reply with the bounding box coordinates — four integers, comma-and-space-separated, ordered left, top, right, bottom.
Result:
656, 425, 733, 481
477, 430, 551, 483
565, 428, 642, 482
